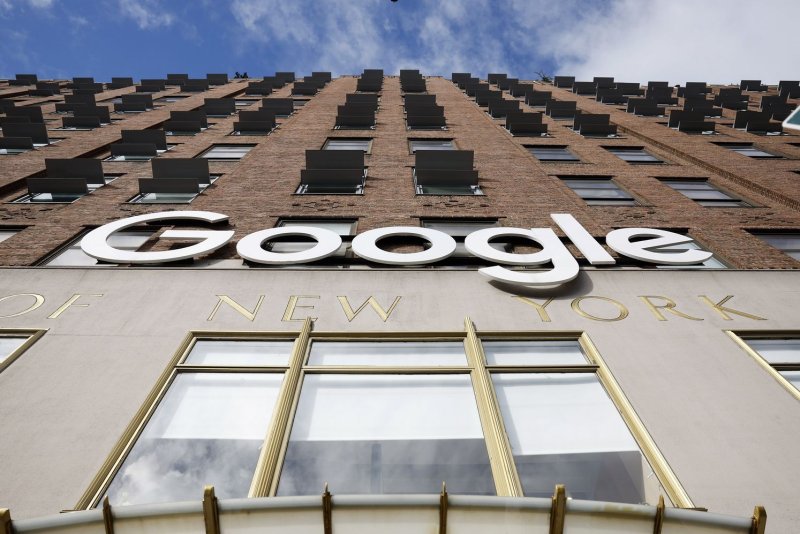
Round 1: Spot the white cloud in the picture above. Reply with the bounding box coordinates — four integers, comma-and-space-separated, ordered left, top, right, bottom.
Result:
27, 0, 54, 8
530, 0, 800, 84
118, 0, 174, 30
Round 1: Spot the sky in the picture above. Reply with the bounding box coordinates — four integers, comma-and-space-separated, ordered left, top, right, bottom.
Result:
0, 0, 798, 85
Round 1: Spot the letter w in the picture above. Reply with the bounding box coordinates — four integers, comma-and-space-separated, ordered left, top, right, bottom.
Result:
337, 296, 402, 322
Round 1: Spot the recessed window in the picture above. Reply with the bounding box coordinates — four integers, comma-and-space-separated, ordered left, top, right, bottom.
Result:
199, 145, 255, 160
130, 175, 219, 204
0, 146, 30, 156
12, 177, 116, 204
661, 179, 749, 207
409, 139, 455, 153
605, 146, 662, 163
0, 229, 19, 243
654, 237, 727, 269
44, 230, 153, 266
421, 219, 504, 259
560, 176, 636, 205
715, 143, 780, 159
323, 138, 372, 152
415, 181, 483, 196
272, 219, 356, 257
527, 146, 580, 162
751, 232, 800, 261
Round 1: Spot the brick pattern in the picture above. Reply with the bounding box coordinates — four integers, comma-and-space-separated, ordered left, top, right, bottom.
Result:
0, 74, 798, 268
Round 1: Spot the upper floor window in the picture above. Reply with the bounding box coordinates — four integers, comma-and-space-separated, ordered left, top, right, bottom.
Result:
421, 219, 502, 258
0, 330, 43, 374
409, 139, 455, 153
0, 228, 19, 243
270, 219, 356, 258
43, 230, 153, 266
560, 176, 636, 206
661, 179, 749, 207
199, 144, 255, 161
527, 145, 580, 162
323, 138, 372, 152
605, 146, 663, 164
715, 143, 780, 159
729, 334, 800, 400
751, 232, 800, 261
654, 235, 727, 269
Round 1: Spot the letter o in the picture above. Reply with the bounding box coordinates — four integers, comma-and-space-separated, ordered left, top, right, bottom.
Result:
571, 296, 629, 322
0, 293, 46, 318
237, 226, 342, 264
352, 227, 456, 265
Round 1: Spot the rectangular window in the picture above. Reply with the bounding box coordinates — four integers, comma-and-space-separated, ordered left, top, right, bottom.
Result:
421, 219, 502, 258
85, 332, 687, 509
605, 147, 663, 163
323, 138, 372, 152
0, 229, 19, 243
751, 232, 800, 260
654, 237, 727, 269
130, 175, 219, 205
270, 219, 356, 257
560, 176, 636, 205
729, 334, 800, 400
527, 146, 580, 162
715, 143, 780, 159
661, 179, 749, 207
44, 230, 153, 266
199, 144, 255, 160
13, 177, 117, 204
409, 139, 455, 153
0, 330, 44, 374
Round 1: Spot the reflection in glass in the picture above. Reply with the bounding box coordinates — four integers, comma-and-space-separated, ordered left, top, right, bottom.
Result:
308, 341, 467, 366
492, 373, 664, 504
747, 338, 800, 364
483, 341, 587, 366
278, 374, 493, 495
104, 373, 283, 505
780, 370, 800, 391
0, 337, 27, 364
185, 340, 293, 366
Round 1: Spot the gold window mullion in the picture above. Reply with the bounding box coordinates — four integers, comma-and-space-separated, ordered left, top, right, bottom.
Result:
463, 317, 523, 497
248, 317, 313, 497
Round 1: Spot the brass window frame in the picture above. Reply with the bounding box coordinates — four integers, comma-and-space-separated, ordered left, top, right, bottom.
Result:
77, 318, 693, 509
0, 328, 46, 374
726, 330, 800, 402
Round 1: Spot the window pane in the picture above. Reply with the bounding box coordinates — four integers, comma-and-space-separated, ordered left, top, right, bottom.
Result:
492, 373, 661, 503
654, 240, 727, 269
132, 192, 198, 204
278, 374, 493, 495
308, 341, 467, 366
528, 147, 579, 161
746, 339, 800, 364
483, 341, 588, 365
46, 231, 152, 266
421, 220, 498, 236
779, 370, 800, 391
280, 220, 356, 234
410, 140, 454, 152
0, 230, 18, 243
324, 139, 371, 151
104, 372, 284, 505
0, 337, 27, 365
418, 185, 481, 195
185, 340, 293, 366
201, 145, 254, 159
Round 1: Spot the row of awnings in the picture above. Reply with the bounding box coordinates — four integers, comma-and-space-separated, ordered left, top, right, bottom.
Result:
336, 93, 378, 128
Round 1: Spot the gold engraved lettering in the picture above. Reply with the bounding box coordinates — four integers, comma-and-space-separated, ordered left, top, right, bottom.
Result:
282, 295, 320, 322
698, 295, 767, 321
639, 296, 704, 322
571, 296, 629, 322
337, 296, 402, 323
207, 295, 265, 322
0, 293, 45, 318
511, 296, 554, 322
48, 294, 103, 319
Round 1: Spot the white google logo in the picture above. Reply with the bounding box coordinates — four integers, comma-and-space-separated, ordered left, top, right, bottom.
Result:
81, 211, 713, 288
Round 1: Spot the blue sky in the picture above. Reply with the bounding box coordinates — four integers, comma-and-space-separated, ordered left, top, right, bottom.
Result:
1, 0, 798, 84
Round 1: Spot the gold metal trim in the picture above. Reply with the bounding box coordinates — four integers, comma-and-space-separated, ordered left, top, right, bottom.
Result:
653, 495, 664, 534
322, 484, 333, 534
250, 317, 314, 497
0, 328, 46, 374
751, 505, 767, 534
101, 496, 114, 534
202, 486, 220, 534
464, 317, 523, 497
725, 330, 800, 402
581, 333, 694, 508
549, 484, 566, 534
439, 482, 448, 534
75, 331, 197, 509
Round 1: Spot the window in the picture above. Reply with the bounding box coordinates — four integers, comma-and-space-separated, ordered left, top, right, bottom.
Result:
605, 147, 663, 163
421, 219, 502, 258
751, 232, 800, 260
527, 146, 580, 162
715, 143, 780, 159
13, 177, 117, 204
105, 145, 175, 163
0, 229, 19, 243
409, 139, 455, 153
44, 230, 153, 266
0, 146, 30, 155
86, 333, 681, 508
415, 181, 482, 196
199, 144, 255, 160
0, 330, 44, 374
130, 175, 219, 204
729, 334, 800, 399
560, 176, 636, 206
323, 138, 372, 152
661, 179, 749, 207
